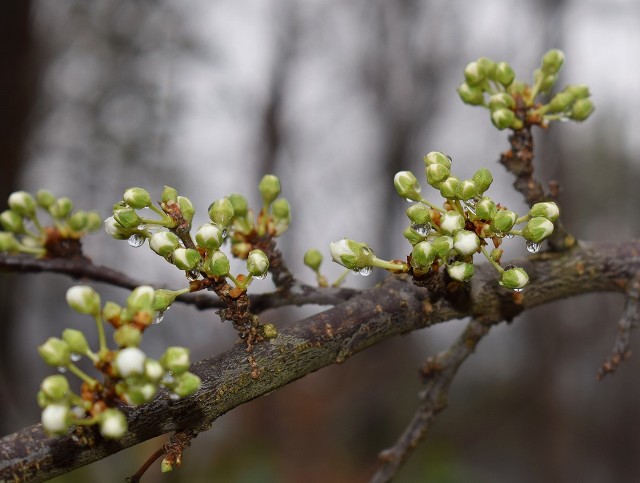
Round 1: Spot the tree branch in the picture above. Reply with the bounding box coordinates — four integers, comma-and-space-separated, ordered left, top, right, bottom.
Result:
1, 240, 639, 482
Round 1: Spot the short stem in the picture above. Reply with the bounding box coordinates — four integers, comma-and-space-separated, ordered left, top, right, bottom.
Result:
509, 229, 523, 236
94, 314, 108, 357
515, 215, 530, 225
29, 214, 45, 233
371, 257, 409, 273
67, 362, 99, 389
481, 246, 504, 273
149, 205, 168, 219
140, 217, 172, 227
419, 198, 446, 214
332, 269, 350, 287
18, 244, 46, 256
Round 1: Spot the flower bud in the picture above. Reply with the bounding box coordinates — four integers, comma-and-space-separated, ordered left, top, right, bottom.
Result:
161, 186, 178, 204
569, 98, 594, 121
529, 202, 559, 222
490, 210, 517, 234
99, 409, 127, 439
541, 49, 564, 75
246, 249, 269, 277
457, 82, 484, 105
259, 174, 282, 206
42, 403, 72, 435
228, 193, 249, 217
204, 250, 230, 277
36, 190, 56, 209
150, 231, 181, 257
113, 208, 142, 229
208, 198, 235, 228
464, 61, 486, 85
38, 337, 71, 367
153, 289, 182, 312
432, 235, 454, 259
471, 168, 493, 195
455, 179, 478, 201
172, 248, 201, 271
0, 232, 20, 252
104, 216, 134, 240
102, 301, 122, 323
488, 93, 515, 111
171, 371, 201, 397
447, 261, 474, 282
522, 217, 554, 243
231, 241, 252, 259
41, 375, 70, 401
49, 197, 73, 219
453, 230, 480, 255
122, 382, 157, 406
491, 108, 516, 130
123, 187, 152, 209
423, 151, 452, 169
439, 176, 460, 199
426, 163, 450, 188
393, 171, 422, 202
68, 211, 88, 232
410, 241, 436, 269
160, 346, 191, 374
66, 285, 101, 316
508, 80, 527, 96
271, 198, 291, 235
329, 239, 375, 270
113, 325, 142, 347
303, 249, 323, 272
403, 226, 424, 245
177, 196, 195, 224
127, 285, 155, 312
565, 84, 590, 99
500, 267, 529, 290
8, 191, 36, 218
439, 211, 465, 234
538, 73, 557, 95
406, 204, 431, 225
475, 197, 497, 220
62, 329, 90, 356
115, 347, 146, 377
476, 57, 496, 77
494, 62, 515, 86
195, 223, 224, 251
144, 359, 164, 382
547, 92, 575, 113
0, 210, 24, 233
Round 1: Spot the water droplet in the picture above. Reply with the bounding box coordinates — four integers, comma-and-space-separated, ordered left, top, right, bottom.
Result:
405, 198, 414, 203
127, 234, 145, 247
255, 273, 267, 280
411, 224, 431, 236
137, 224, 146, 230
187, 270, 200, 281
169, 393, 181, 401
505, 233, 514, 239
70, 353, 81, 362
525, 240, 541, 253
153, 311, 164, 325
57, 366, 67, 373
162, 372, 175, 385
513, 287, 524, 293
222, 229, 228, 238
359, 266, 373, 277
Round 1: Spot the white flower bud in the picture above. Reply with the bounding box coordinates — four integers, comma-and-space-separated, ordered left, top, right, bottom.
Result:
99, 409, 127, 439
440, 211, 465, 234
42, 404, 71, 435
115, 347, 146, 378
453, 230, 480, 255
195, 223, 224, 251
66, 285, 101, 315
160, 346, 191, 374
172, 248, 201, 270
329, 239, 374, 270
393, 171, 422, 202
246, 249, 269, 277
447, 262, 474, 282
149, 231, 181, 257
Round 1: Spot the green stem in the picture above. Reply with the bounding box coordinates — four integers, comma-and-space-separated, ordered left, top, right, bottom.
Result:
514, 214, 530, 225
18, 243, 46, 256
481, 246, 504, 273
332, 269, 350, 287
418, 198, 446, 213
371, 257, 409, 273
67, 362, 99, 389
74, 415, 99, 426
149, 205, 168, 219
94, 314, 108, 357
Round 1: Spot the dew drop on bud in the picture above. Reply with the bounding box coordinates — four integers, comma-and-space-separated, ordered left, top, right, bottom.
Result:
70, 353, 81, 362
137, 224, 146, 230
162, 372, 175, 385
405, 198, 414, 203
525, 240, 541, 253
255, 273, 267, 280
222, 229, 228, 238
505, 233, 514, 239
153, 311, 164, 325
127, 234, 145, 247
513, 287, 524, 293
187, 270, 200, 281
57, 366, 67, 373
359, 266, 373, 277
411, 224, 431, 236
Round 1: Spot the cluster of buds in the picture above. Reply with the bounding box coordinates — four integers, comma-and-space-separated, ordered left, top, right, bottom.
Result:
0, 190, 101, 257
105, 182, 284, 290
330, 152, 559, 291
37, 285, 200, 439
457, 50, 594, 129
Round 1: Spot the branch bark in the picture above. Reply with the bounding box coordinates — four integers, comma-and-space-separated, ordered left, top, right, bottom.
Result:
1, 240, 638, 482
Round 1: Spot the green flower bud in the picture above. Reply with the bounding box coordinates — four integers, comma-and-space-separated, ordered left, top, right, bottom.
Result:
113, 325, 142, 347
494, 62, 515, 86
447, 261, 474, 282
488, 93, 515, 111
490, 210, 517, 234
123, 187, 152, 209
38, 337, 71, 367
36, 190, 56, 209
303, 248, 323, 272
439, 211, 465, 234
410, 241, 436, 269
172, 248, 201, 271
569, 98, 594, 121
432, 235, 454, 259
259, 174, 282, 206
499, 267, 529, 290
565, 84, 590, 99
8, 191, 36, 218
208, 198, 235, 228
457, 82, 485, 105
426, 163, 450, 188
204, 250, 230, 277
195, 223, 224, 251
41, 375, 70, 401
0, 210, 24, 233
529, 202, 559, 222
122, 382, 157, 406
453, 230, 480, 255
160, 346, 191, 374
508, 80, 527, 96
67, 211, 88, 231
471, 168, 493, 195
329, 239, 375, 270
538, 73, 557, 95
464, 61, 486, 85
475, 197, 497, 220
49, 197, 73, 219
476, 57, 496, 78
171, 371, 201, 397
127, 285, 155, 312
490, 248, 503, 264
271, 198, 291, 235
228, 193, 249, 217
246, 249, 269, 277
102, 301, 122, 323
455, 179, 478, 201
402, 226, 424, 245
0, 232, 20, 252
177, 196, 195, 224
161, 186, 178, 204
439, 176, 460, 199
113, 208, 142, 229
546, 92, 575, 113
522, 216, 554, 243
114, 347, 146, 377
66, 285, 101, 316
406, 204, 431, 225
62, 329, 90, 356
161, 458, 173, 473
491, 108, 516, 130
99, 409, 127, 439
423, 151, 452, 169
104, 216, 134, 240
41, 403, 72, 435
541, 49, 564, 75
144, 358, 164, 382
149, 231, 181, 257
393, 171, 422, 202
153, 289, 183, 312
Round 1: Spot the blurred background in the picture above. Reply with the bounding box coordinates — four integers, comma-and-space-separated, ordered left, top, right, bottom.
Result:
2, 0, 640, 481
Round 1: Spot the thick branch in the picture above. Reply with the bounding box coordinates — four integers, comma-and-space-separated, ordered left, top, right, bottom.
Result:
1, 240, 639, 482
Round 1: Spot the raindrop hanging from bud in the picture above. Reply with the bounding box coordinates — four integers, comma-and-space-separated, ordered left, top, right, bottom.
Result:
525, 240, 541, 253
358, 266, 373, 277
127, 234, 145, 247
